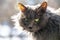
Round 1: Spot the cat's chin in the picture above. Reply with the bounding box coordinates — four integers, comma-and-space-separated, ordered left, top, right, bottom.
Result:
27, 30, 36, 32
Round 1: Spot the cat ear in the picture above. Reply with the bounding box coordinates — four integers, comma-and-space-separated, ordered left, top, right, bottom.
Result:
18, 3, 27, 12
36, 2, 47, 13
40, 2, 47, 12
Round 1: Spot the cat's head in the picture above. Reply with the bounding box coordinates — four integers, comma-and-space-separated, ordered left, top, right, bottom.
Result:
18, 2, 48, 32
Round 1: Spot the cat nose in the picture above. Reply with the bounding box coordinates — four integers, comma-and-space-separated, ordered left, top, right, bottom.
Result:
28, 25, 32, 29
28, 27, 32, 29
28, 22, 33, 29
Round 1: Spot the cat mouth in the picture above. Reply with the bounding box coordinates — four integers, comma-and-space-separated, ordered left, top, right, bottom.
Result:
29, 29, 39, 32
27, 29, 35, 32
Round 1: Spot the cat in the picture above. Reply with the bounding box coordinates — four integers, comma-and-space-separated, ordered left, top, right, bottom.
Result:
11, 2, 60, 40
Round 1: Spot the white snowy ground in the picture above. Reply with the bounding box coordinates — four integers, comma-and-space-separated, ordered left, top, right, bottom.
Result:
0, 23, 29, 40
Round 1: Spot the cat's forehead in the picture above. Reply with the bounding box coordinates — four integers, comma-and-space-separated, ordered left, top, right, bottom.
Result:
24, 8, 36, 19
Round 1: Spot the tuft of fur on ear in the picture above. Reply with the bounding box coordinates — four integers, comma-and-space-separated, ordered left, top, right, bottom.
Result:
40, 2, 47, 12
18, 3, 27, 12
36, 2, 47, 13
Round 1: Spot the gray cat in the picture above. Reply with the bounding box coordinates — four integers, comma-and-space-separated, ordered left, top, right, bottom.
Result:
13, 2, 60, 40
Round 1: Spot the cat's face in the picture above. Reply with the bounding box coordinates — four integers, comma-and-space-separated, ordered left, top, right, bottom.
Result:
18, 2, 47, 32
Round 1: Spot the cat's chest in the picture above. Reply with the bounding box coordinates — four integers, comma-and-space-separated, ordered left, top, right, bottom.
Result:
32, 31, 59, 40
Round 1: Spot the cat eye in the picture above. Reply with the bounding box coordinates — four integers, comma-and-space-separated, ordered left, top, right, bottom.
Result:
25, 19, 28, 21
23, 18, 29, 25
34, 18, 39, 22
25, 18, 28, 21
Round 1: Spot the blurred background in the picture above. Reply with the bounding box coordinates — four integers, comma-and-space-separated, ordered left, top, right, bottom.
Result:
0, 0, 60, 40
